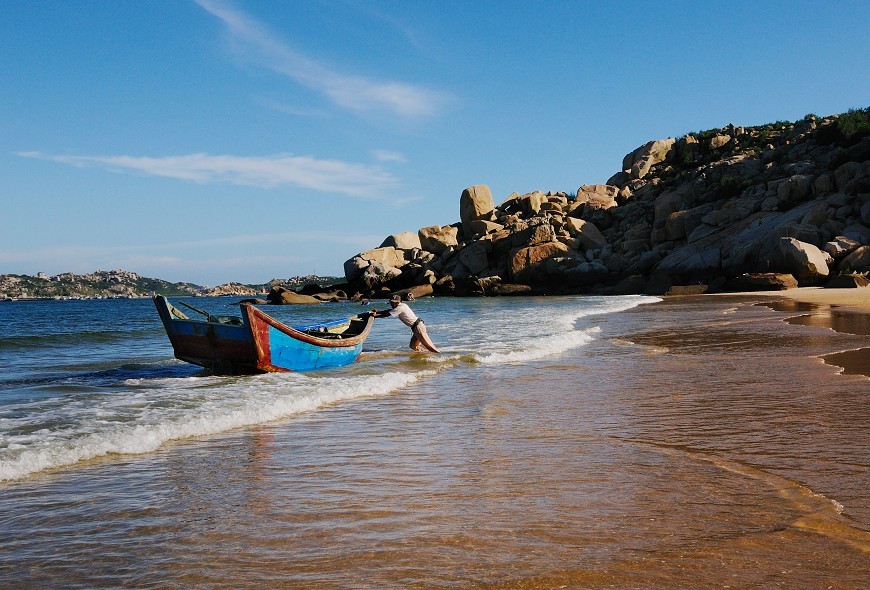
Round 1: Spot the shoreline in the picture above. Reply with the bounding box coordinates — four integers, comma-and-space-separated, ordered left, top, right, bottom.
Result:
696, 287, 870, 378
739, 286, 870, 313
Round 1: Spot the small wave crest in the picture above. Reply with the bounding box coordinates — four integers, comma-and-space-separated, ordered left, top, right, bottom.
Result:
436, 295, 658, 366
0, 371, 418, 482
476, 327, 599, 364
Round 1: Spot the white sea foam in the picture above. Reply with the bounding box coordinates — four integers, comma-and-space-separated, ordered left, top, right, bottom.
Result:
451, 295, 659, 365
0, 371, 417, 482
477, 327, 599, 364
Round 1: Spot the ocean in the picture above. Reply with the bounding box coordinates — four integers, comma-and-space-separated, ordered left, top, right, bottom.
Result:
1, 294, 868, 588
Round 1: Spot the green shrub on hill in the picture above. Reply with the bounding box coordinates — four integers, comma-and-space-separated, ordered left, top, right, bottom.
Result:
837, 107, 870, 139
717, 175, 742, 199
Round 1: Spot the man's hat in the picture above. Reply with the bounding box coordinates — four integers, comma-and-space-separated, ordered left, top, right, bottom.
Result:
389, 294, 402, 303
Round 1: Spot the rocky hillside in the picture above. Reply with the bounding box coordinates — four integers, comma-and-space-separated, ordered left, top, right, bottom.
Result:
0, 270, 202, 299
0, 270, 341, 300
342, 108, 870, 298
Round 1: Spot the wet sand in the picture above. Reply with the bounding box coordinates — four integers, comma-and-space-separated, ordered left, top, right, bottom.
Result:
761, 286, 870, 312
707, 287, 870, 378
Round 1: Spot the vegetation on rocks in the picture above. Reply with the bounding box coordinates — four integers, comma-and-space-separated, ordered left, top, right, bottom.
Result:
836, 107, 870, 139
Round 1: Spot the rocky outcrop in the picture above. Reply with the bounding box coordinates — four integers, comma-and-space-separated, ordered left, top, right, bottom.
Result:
777, 238, 831, 285
729, 273, 799, 291
266, 286, 322, 305
341, 108, 870, 298
201, 283, 262, 297
618, 138, 677, 181
418, 225, 459, 254
380, 232, 421, 250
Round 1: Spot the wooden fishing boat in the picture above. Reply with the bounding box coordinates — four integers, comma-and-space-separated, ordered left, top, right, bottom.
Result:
152, 295, 374, 374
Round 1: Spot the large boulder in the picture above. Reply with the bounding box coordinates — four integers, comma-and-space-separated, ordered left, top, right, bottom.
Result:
393, 284, 435, 299
460, 185, 495, 230
823, 236, 861, 259
380, 231, 421, 250
266, 286, 322, 305
458, 241, 491, 275
839, 245, 870, 273
654, 190, 687, 224
575, 185, 619, 207
622, 138, 676, 180
491, 283, 533, 296
665, 206, 711, 241
709, 134, 732, 150
359, 262, 403, 291
842, 223, 870, 245
509, 241, 571, 284
777, 238, 830, 284
363, 246, 407, 268
511, 221, 556, 249
564, 218, 608, 250
468, 219, 504, 236
418, 225, 459, 254
729, 273, 799, 291
777, 175, 813, 205
344, 246, 408, 283
501, 191, 546, 216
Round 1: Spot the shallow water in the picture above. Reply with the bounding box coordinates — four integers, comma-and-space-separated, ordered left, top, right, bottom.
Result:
1, 295, 868, 588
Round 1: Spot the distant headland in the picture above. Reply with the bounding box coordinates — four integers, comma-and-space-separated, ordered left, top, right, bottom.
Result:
0, 270, 341, 301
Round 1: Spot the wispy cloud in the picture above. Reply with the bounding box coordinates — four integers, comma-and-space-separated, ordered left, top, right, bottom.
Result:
17, 151, 398, 197
194, 0, 451, 118
373, 150, 407, 163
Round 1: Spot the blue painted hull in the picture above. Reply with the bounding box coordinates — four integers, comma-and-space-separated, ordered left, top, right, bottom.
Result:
245, 303, 374, 373
267, 325, 365, 371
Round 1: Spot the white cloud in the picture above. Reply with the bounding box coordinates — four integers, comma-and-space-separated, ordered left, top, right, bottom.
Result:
17, 151, 398, 197
372, 149, 407, 163
194, 0, 451, 118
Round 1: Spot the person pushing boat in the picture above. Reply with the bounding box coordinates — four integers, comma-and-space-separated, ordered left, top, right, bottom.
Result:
370, 294, 441, 353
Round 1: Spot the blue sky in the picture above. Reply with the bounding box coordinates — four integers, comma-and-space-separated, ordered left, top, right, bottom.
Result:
2, 1, 869, 286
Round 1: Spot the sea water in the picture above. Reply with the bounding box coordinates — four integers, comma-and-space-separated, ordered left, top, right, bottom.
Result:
0, 295, 650, 482
0, 295, 868, 588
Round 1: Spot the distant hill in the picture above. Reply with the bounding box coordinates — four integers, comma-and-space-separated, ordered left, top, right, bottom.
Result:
0, 270, 342, 300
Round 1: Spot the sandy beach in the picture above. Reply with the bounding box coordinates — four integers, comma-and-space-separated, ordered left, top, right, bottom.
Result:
751, 286, 870, 312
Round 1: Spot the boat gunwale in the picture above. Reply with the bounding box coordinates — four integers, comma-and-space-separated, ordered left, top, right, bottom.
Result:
243, 304, 375, 348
